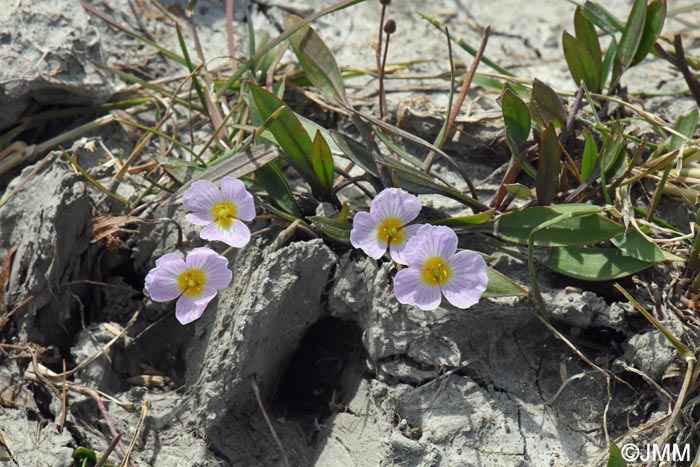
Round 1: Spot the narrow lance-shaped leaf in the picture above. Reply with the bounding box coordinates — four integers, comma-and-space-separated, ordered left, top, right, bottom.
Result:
632, 0, 667, 66
311, 131, 335, 196
601, 38, 618, 91
611, 0, 647, 88
530, 78, 568, 128
606, 443, 627, 467
582, 1, 625, 35
536, 123, 561, 205
255, 160, 303, 218
562, 32, 602, 93
284, 13, 348, 106
669, 108, 698, 152
501, 87, 531, 154
574, 6, 602, 71
611, 231, 665, 263
483, 267, 529, 298
581, 129, 599, 181
309, 216, 352, 243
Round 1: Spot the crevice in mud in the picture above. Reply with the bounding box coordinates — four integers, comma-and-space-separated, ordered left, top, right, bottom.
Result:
272, 316, 367, 424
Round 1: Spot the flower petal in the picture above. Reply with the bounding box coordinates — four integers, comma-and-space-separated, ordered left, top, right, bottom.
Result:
185, 212, 213, 226
200, 220, 251, 248
145, 254, 186, 302
350, 211, 386, 259
371, 188, 421, 224
388, 223, 423, 265
175, 286, 217, 324
220, 177, 256, 221
404, 225, 458, 266
183, 180, 223, 214
394, 268, 442, 310
441, 250, 488, 309
186, 247, 233, 290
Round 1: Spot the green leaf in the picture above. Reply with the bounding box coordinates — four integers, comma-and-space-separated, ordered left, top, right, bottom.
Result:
601, 38, 618, 89
600, 127, 626, 175
607, 443, 627, 467
574, 6, 602, 70
284, 13, 348, 105
544, 246, 655, 281
311, 131, 335, 195
310, 216, 351, 243
632, 0, 667, 66
582, 1, 625, 35
562, 32, 602, 93
248, 82, 326, 197
330, 131, 380, 178
581, 129, 599, 181
501, 87, 531, 152
536, 123, 561, 205
611, 0, 647, 87
529, 78, 567, 129
433, 209, 496, 227
670, 109, 698, 151
611, 230, 665, 262
255, 161, 303, 217
72, 447, 97, 467
483, 267, 529, 298
505, 183, 533, 199
493, 205, 624, 246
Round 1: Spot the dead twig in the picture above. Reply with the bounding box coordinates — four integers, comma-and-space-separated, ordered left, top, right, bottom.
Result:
251, 376, 290, 467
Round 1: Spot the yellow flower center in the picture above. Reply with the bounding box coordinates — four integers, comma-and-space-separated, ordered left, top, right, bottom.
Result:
421, 256, 452, 286
376, 217, 405, 245
177, 269, 207, 297
211, 201, 238, 228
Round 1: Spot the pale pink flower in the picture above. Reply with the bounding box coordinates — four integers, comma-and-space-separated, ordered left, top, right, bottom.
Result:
394, 225, 488, 311
183, 177, 255, 247
350, 188, 422, 264
145, 247, 232, 324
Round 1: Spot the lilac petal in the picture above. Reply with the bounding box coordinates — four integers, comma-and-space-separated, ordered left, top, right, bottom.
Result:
145, 254, 186, 302
404, 225, 458, 266
441, 250, 488, 309
200, 221, 251, 248
371, 188, 421, 224
394, 268, 442, 310
175, 286, 217, 324
220, 177, 256, 221
183, 180, 222, 214
185, 212, 213, 226
388, 223, 423, 265
186, 247, 233, 290
350, 211, 386, 259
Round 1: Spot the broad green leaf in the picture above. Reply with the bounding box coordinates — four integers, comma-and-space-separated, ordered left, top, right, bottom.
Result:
611, 231, 665, 262
607, 443, 627, 467
611, 0, 647, 88
529, 79, 567, 129
670, 109, 698, 151
574, 6, 602, 70
284, 13, 348, 105
505, 183, 533, 199
581, 129, 599, 181
544, 246, 655, 281
562, 32, 602, 93
433, 209, 496, 227
582, 1, 625, 35
483, 267, 529, 298
536, 123, 561, 205
255, 161, 302, 217
493, 205, 624, 246
501, 87, 531, 153
248, 83, 325, 196
311, 131, 335, 195
310, 216, 351, 243
632, 0, 667, 66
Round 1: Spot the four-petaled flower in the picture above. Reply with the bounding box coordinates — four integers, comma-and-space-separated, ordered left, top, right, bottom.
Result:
394, 225, 488, 311
183, 177, 255, 248
350, 187, 422, 264
145, 247, 232, 324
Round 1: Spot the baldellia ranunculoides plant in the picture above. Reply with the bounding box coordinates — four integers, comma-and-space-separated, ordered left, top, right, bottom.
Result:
351, 188, 488, 311
145, 176, 254, 325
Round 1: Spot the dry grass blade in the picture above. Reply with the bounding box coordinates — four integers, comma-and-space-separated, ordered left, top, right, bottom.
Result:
118, 401, 149, 467
252, 376, 290, 467
92, 216, 147, 248
0, 244, 19, 310
95, 434, 121, 467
